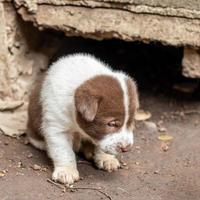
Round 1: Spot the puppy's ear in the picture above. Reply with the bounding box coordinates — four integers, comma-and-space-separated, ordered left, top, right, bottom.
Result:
75, 89, 101, 122
126, 77, 139, 111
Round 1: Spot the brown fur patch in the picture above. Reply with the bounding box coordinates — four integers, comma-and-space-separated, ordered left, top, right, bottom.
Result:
63, 130, 96, 160
75, 75, 125, 140
27, 74, 45, 141
126, 78, 139, 129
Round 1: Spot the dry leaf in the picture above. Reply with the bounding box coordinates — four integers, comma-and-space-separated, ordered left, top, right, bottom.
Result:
173, 82, 198, 93
0, 171, 6, 177
158, 134, 173, 142
135, 110, 151, 121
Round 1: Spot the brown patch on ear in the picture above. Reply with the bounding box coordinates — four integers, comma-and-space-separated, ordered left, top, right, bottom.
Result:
126, 77, 139, 128
75, 89, 101, 122
75, 75, 125, 140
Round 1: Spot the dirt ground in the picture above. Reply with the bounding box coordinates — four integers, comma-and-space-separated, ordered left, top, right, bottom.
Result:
0, 89, 200, 200
0, 40, 200, 200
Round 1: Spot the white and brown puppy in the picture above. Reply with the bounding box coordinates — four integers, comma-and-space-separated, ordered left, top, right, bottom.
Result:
27, 53, 139, 185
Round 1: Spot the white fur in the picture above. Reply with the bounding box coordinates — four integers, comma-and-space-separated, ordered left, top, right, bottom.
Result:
99, 129, 134, 155
40, 54, 134, 184
94, 149, 120, 172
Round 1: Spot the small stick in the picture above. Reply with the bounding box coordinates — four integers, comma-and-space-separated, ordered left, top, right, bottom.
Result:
117, 187, 129, 194
47, 178, 65, 189
72, 187, 112, 200
47, 179, 112, 200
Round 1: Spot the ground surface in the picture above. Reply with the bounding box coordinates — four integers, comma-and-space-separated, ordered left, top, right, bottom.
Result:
0, 89, 200, 200
0, 40, 200, 200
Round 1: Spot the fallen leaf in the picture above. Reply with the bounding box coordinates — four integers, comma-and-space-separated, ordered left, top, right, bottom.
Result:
0, 171, 6, 177
173, 82, 198, 93
135, 110, 151, 121
158, 134, 173, 142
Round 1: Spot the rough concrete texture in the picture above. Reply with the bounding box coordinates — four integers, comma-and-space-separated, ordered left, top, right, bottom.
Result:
0, 3, 11, 99
182, 48, 200, 78
14, 0, 200, 19
14, 0, 200, 47
0, 2, 61, 102
0, 2, 61, 136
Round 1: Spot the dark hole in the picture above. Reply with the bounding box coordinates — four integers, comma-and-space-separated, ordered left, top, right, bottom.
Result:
49, 36, 199, 100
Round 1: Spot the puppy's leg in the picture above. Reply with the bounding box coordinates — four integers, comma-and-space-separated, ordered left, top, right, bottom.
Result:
94, 149, 120, 172
44, 125, 79, 185
26, 128, 46, 151
76, 135, 120, 172
79, 139, 96, 161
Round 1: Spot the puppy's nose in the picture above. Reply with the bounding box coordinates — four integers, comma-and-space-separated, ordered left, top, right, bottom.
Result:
118, 144, 131, 153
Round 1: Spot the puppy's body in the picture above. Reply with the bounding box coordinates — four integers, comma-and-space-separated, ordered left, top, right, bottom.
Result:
27, 54, 139, 185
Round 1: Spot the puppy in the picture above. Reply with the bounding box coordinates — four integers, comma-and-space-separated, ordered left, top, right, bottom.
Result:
27, 53, 139, 185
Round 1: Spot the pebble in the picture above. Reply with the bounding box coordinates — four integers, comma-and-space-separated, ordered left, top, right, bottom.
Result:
143, 121, 157, 133
0, 170, 6, 177
17, 161, 23, 168
24, 139, 29, 145
158, 127, 167, 132
135, 162, 140, 165
4, 141, 9, 145
32, 164, 41, 170
161, 143, 169, 152
27, 153, 33, 158
135, 146, 140, 150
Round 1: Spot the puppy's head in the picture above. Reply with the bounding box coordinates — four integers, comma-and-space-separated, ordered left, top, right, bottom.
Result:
75, 74, 139, 155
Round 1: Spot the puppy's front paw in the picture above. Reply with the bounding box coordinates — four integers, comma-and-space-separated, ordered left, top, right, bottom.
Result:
95, 153, 120, 172
52, 165, 79, 185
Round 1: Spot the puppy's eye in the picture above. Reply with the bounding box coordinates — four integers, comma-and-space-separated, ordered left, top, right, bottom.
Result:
107, 120, 119, 127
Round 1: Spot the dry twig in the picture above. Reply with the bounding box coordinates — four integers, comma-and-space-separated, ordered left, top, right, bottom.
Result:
47, 178, 65, 189
47, 178, 112, 200
72, 187, 112, 200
